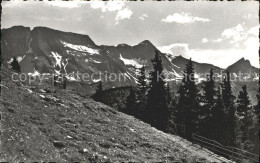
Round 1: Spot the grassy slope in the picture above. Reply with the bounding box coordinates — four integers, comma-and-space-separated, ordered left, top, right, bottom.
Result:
0, 65, 230, 162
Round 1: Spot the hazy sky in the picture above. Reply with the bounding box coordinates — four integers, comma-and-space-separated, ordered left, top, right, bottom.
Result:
2, 1, 259, 68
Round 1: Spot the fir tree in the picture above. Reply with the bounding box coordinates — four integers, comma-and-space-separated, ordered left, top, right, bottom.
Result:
166, 82, 177, 133
92, 81, 103, 102
63, 78, 67, 89
200, 68, 216, 137
176, 58, 200, 140
221, 70, 236, 146
236, 85, 253, 150
125, 86, 136, 115
166, 83, 172, 105
237, 85, 250, 116
211, 87, 226, 142
145, 50, 168, 131
53, 75, 58, 87
136, 65, 147, 119
11, 56, 21, 72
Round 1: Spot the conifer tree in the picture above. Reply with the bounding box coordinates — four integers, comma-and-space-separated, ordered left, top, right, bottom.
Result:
63, 78, 67, 89
211, 87, 226, 142
221, 70, 236, 146
166, 82, 177, 133
200, 68, 216, 137
236, 85, 253, 150
11, 56, 21, 72
125, 86, 136, 115
136, 65, 147, 119
176, 58, 200, 140
166, 83, 172, 105
237, 85, 250, 116
146, 50, 168, 131
53, 75, 58, 87
92, 81, 103, 102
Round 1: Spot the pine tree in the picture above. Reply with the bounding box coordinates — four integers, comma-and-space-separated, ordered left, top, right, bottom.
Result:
136, 65, 147, 119
200, 68, 216, 137
211, 87, 226, 143
63, 78, 67, 89
11, 56, 21, 72
176, 58, 200, 140
250, 94, 260, 154
236, 85, 253, 150
53, 75, 58, 87
166, 83, 172, 105
92, 81, 103, 102
125, 86, 136, 115
146, 50, 168, 131
166, 82, 177, 133
237, 85, 250, 116
221, 70, 236, 146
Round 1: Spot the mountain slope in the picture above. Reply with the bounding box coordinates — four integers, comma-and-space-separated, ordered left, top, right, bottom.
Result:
2, 26, 258, 92
0, 64, 230, 162
2, 26, 229, 86
225, 57, 259, 80
171, 55, 223, 74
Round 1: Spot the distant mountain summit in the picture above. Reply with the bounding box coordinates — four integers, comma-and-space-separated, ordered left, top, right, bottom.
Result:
225, 57, 259, 80
226, 57, 258, 74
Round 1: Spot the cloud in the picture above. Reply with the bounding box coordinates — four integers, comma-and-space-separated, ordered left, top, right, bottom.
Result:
45, 1, 85, 8
189, 47, 259, 68
205, 24, 258, 46
162, 12, 210, 24
139, 14, 148, 21
221, 24, 247, 43
248, 25, 259, 36
201, 38, 209, 44
3, 1, 28, 8
211, 38, 223, 43
90, 1, 125, 12
158, 43, 189, 58
160, 32, 259, 68
115, 8, 133, 21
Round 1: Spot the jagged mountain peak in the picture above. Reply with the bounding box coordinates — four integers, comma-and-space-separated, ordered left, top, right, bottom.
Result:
233, 57, 250, 65
138, 40, 153, 45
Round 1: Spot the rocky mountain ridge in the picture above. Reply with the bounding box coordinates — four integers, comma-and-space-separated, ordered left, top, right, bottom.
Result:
2, 26, 258, 90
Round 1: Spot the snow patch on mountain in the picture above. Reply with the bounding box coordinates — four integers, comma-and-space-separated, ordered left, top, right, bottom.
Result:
93, 78, 101, 83
28, 68, 40, 77
61, 41, 99, 55
17, 55, 26, 63
66, 73, 78, 81
7, 58, 13, 64
51, 52, 62, 68
62, 59, 69, 75
125, 71, 138, 83
92, 60, 102, 64
120, 54, 142, 68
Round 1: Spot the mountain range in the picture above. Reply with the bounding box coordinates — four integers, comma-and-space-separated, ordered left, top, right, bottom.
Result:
1, 26, 259, 90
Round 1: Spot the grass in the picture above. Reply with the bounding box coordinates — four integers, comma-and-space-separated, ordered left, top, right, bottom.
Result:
0, 65, 230, 162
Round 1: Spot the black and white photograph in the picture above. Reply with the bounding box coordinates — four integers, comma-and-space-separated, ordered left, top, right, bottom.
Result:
0, 1, 259, 162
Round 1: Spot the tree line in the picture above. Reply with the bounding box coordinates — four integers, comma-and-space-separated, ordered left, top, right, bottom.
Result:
93, 50, 259, 154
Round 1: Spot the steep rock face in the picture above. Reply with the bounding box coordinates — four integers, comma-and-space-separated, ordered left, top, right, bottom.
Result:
2, 26, 130, 82
1, 26, 31, 58
2, 26, 258, 90
1, 26, 178, 87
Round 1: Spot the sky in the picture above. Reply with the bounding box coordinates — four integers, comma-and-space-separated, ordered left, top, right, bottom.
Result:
2, 1, 259, 68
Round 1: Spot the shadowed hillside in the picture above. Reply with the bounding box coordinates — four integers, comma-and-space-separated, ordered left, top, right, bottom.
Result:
0, 64, 230, 162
